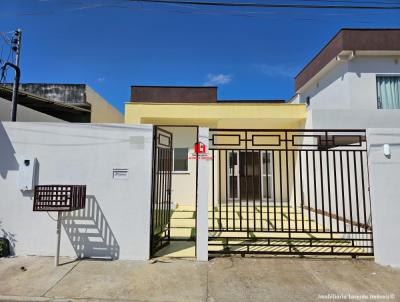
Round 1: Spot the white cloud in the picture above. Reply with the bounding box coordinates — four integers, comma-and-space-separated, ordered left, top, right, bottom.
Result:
255, 64, 299, 78
97, 76, 105, 83
203, 73, 233, 86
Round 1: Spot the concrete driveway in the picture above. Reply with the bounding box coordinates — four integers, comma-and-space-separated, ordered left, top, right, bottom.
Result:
0, 256, 399, 301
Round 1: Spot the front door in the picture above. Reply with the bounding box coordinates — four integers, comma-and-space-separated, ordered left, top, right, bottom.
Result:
228, 151, 273, 202
239, 151, 261, 201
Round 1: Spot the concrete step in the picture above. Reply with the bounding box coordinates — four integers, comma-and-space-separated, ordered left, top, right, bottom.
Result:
176, 205, 196, 211
171, 218, 196, 228
171, 211, 195, 219
170, 227, 195, 239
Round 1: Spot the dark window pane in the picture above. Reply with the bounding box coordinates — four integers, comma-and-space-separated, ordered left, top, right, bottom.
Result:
174, 148, 188, 171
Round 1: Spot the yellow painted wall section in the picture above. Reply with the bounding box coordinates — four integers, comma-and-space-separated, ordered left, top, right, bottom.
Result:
162, 126, 198, 205
125, 102, 307, 128
86, 86, 124, 123
125, 103, 307, 207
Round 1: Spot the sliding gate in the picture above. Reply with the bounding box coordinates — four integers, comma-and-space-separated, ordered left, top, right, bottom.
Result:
150, 127, 173, 256
208, 129, 373, 257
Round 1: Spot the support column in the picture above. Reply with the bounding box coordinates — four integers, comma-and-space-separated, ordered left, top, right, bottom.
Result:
55, 212, 62, 266
196, 127, 209, 261
367, 128, 400, 268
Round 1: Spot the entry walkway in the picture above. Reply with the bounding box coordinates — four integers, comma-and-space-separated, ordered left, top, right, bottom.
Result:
155, 204, 196, 258
0, 256, 399, 301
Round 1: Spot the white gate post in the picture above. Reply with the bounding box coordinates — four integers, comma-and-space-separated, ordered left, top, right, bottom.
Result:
367, 128, 400, 268
196, 127, 209, 261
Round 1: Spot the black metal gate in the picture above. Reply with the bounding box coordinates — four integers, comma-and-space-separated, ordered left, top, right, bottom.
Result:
150, 126, 173, 256
208, 129, 373, 257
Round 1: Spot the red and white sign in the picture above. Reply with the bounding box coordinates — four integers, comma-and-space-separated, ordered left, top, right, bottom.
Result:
189, 142, 212, 160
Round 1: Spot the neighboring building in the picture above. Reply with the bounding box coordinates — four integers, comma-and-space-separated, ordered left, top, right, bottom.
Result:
3, 83, 123, 123
0, 85, 91, 122
290, 28, 400, 129
126, 86, 306, 128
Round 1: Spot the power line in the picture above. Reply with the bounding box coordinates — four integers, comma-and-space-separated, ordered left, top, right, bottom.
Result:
137, 2, 400, 16
127, 0, 400, 10
114, 0, 400, 20
289, 0, 400, 4
70, 0, 400, 7
7, 0, 400, 19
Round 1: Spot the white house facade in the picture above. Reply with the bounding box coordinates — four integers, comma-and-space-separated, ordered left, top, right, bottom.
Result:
290, 29, 400, 129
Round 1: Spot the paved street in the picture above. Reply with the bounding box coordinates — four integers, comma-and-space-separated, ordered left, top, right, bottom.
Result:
0, 256, 399, 302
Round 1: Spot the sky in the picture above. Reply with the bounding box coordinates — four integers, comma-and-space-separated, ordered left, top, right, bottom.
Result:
1, 0, 400, 113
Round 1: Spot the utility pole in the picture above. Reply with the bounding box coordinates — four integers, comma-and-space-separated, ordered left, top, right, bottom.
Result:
10, 29, 22, 122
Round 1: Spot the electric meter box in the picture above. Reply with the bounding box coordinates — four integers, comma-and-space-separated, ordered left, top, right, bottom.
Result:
17, 156, 37, 191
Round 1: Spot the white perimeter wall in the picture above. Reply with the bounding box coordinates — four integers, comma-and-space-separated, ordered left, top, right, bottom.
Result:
0, 122, 153, 260
367, 128, 400, 268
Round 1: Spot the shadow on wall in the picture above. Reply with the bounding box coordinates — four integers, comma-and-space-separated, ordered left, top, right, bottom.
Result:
0, 122, 18, 179
61, 195, 120, 260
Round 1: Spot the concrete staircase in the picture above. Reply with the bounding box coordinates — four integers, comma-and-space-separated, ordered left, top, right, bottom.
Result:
170, 204, 196, 240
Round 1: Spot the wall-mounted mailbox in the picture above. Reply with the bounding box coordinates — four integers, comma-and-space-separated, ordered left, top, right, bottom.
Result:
33, 185, 86, 211
33, 185, 86, 267
18, 156, 37, 191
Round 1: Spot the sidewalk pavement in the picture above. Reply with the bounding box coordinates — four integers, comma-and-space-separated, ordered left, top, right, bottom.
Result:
1, 256, 400, 302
